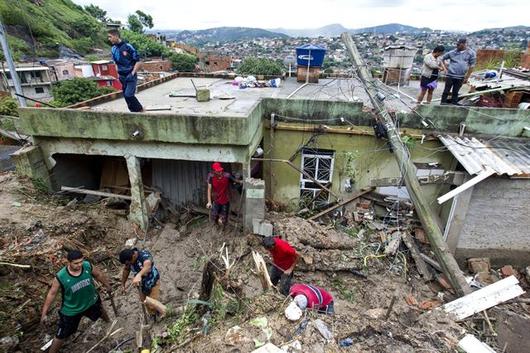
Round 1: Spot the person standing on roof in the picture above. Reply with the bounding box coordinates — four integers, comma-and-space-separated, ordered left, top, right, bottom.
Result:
284, 283, 334, 321
417, 45, 445, 105
40, 250, 112, 353
119, 248, 161, 318
206, 162, 242, 228
108, 29, 144, 112
440, 38, 476, 105
262, 236, 299, 295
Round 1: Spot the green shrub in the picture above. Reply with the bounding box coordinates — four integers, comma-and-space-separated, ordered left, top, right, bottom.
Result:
52, 77, 108, 107
169, 53, 197, 72
0, 96, 19, 116
237, 57, 283, 76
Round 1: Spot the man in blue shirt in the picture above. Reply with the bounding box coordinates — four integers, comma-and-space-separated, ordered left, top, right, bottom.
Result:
108, 29, 144, 112
119, 248, 161, 316
440, 38, 476, 105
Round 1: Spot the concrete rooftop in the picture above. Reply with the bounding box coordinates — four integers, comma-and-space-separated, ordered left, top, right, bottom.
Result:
91, 76, 433, 116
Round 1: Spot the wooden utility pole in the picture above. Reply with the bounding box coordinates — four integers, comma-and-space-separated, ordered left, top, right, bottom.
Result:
0, 19, 26, 107
341, 32, 471, 296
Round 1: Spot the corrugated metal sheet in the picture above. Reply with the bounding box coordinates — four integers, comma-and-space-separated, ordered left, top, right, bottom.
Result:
439, 135, 530, 178
152, 159, 211, 207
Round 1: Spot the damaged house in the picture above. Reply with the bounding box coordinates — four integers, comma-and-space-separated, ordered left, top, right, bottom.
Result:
11, 66, 530, 267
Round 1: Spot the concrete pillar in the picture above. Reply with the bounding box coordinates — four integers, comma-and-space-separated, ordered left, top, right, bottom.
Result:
125, 155, 148, 231
10, 145, 52, 191
243, 178, 265, 232
444, 175, 474, 254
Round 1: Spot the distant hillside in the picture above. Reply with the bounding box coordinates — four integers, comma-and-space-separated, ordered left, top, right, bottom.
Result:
471, 25, 530, 35
270, 23, 431, 38
0, 0, 108, 60
351, 23, 432, 34
171, 27, 288, 45
271, 24, 348, 38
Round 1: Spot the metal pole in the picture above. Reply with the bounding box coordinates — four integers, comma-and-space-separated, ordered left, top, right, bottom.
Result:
341, 32, 471, 296
0, 19, 26, 107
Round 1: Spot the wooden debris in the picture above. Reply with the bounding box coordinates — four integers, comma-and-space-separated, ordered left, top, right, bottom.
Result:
252, 251, 273, 290
442, 275, 525, 321
401, 232, 433, 281
0, 261, 31, 269
61, 186, 132, 200
457, 334, 496, 353
420, 253, 442, 272
308, 188, 373, 221
144, 296, 167, 317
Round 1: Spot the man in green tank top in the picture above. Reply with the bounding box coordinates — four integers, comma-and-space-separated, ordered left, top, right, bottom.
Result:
41, 250, 112, 353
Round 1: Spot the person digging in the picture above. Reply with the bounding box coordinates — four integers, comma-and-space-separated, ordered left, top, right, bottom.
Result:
262, 236, 299, 295
284, 283, 335, 321
119, 248, 162, 320
40, 250, 112, 353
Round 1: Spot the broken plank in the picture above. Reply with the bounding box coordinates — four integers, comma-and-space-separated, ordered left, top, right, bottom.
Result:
437, 169, 494, 204
401, 233, 433, 281
308, 188, 374, 221
61, 186, 132, 200
442, 275, 525, 321
457, 334, 496, 353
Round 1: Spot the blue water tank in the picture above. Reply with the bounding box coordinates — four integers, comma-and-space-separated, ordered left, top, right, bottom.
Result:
296, 44, 326, 68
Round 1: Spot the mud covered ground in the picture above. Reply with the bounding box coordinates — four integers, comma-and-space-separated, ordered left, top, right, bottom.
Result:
2, 172, 528, 353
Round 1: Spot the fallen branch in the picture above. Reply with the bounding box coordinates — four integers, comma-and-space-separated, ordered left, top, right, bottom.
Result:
85, 319, 123, 353
0, 261, 31, 269
419, 253, 442, 272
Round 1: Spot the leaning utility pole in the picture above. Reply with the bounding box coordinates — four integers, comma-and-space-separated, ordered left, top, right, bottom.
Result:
0, 18, 26, 107
341, 32, 471, 296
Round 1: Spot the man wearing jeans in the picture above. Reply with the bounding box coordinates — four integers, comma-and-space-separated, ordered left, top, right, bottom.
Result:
262, 236, 299, 295
440, 38, 476, 105
108, 29, 144, 112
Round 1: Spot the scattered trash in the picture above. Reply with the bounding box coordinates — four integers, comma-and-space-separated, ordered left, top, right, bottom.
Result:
285, 301, 302, 321
339, 337, 353, 347
314, 319, 333, 341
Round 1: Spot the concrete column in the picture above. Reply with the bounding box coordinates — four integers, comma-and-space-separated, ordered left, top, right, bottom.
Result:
125, 155, 148, 231
444, 175, 474, 254
10, 145, 52, 191
243, 178, 265, 232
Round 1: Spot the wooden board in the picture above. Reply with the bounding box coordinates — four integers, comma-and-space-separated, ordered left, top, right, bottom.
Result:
442, 275, 525, 320
457, 334, 496, 353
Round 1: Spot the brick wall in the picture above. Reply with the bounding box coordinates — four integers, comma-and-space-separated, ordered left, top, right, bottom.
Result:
200, 54, 232, 72
142, 60, 172, 72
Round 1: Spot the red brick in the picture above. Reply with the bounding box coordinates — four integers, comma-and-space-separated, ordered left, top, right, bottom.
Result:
437, 274, 453, 290
468, 258, 491, 274
413, 228, 429, 244
500, 265, 516, 278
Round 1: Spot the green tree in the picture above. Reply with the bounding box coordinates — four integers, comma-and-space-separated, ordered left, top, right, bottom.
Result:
51, 77, 115, 107
127, 14, 144, 33
84, 4, 107, 22
135, 10, 154, 29
237, 58, 283, 76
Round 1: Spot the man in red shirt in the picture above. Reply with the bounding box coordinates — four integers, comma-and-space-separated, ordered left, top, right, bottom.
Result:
206, 162, 240, 227
288, 283, 334, 315
262, 236, 299, 295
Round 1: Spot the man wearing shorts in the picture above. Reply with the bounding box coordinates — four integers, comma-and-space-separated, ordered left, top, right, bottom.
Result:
417, 45, 445, 104
41, 250, 111, 353
206, 162, 241, 227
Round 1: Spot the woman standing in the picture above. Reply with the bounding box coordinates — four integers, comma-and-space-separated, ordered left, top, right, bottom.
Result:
417, 46, 445, 104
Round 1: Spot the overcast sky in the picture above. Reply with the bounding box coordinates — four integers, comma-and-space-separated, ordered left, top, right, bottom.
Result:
72, 0, 529, 32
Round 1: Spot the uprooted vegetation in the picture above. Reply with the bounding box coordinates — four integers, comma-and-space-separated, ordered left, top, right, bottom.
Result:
1, 171, 529, 353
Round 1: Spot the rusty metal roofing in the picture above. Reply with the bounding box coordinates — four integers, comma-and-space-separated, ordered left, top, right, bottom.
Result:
438, 135, 530, 178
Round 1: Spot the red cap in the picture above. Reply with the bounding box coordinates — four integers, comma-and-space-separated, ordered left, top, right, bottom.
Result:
212, 162, 223, 172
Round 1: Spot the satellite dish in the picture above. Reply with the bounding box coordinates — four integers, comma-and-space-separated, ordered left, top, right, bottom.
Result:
283, 55, 296, 66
